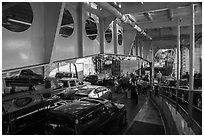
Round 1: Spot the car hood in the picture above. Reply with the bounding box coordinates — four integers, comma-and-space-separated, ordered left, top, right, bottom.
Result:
75, 89, 93, 96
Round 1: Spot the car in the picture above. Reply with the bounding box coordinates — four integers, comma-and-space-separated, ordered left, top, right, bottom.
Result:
44, 97, 127, 135
74, 85, 112, 100
55, 72, 76, 79
56, 78, 90, 99
5, 69, 44, 87
2, 89, 61, 135
84, 75, 99, 85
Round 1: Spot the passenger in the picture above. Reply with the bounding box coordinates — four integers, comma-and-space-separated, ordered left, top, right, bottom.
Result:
10, 86, 15, 94
130, 78, 138, 104
156, 71, 162, 83
142, 75, 149, 96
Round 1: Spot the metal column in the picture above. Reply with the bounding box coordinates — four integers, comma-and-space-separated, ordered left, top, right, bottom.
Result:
99, 17, 105, 54
113, 20, 117, 54
188, 4, 195, 125
176, 18, 181, 111
77, 3, 83, 58
176, 19, 181, 89
189, 4, 195, 90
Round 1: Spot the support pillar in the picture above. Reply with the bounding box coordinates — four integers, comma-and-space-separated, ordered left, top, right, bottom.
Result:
176, 19, 181, 89
113, 20, 117, 54
188, 4, 195, 126
189, 5, 195, 90
77, 3, 83, 57
176, 18, 181, 111
99, 17, 105, 54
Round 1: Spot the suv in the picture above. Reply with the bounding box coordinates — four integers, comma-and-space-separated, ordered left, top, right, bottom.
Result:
44, 98, 127, 135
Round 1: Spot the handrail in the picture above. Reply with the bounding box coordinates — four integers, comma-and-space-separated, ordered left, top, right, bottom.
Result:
153, 84, 202, 134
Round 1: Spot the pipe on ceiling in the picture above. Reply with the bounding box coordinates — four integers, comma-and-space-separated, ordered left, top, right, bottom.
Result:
95, 2, 152, 40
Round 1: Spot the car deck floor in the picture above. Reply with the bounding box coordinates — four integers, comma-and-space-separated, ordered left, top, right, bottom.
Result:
110, 91, 165, 135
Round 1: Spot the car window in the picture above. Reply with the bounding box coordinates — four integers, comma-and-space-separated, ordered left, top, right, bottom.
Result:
70, 80, 76, 87
61, 81, 68, 87
94, 87, 102, 94
101, 87, 107, 93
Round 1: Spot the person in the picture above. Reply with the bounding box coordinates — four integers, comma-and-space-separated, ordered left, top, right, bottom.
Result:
157, 71, 162, 83
130, 78, 138, 104
142, 75, 149, 95
10, 86, 15, 94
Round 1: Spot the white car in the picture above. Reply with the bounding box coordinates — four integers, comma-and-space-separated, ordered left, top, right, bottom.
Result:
74, 85, 112, 100
56, 78, 90, 99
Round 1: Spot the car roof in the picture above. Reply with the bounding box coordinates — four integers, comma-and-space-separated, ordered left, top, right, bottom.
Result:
82, 84, 102, 89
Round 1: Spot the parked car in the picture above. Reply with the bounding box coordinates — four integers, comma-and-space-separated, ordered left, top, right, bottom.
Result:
44, 97, 127, 134
55, 72, 76, 79
5, 69, 44, 87
74, 85, 112, 100
2, 89, 60, 135
84, 75, 99, 85
56, 78, 90, 99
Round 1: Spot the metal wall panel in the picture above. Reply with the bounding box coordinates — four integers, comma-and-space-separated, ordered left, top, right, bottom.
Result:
51, 3, 79, 62
104, 22, 114, 54
2, 2, 62, 71
117, 24, 124, 54
82, 11, 100, 57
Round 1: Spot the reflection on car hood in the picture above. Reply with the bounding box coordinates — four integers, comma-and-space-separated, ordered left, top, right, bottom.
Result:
52, 100, 99, 116
75, 89, 93, 95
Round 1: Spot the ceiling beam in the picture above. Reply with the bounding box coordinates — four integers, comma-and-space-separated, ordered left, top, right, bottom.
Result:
143, 12, 153, 22
82, 3, 102, 17
168, 9, 173, 21
138, 13, 202, 29
121, 2, 193, 14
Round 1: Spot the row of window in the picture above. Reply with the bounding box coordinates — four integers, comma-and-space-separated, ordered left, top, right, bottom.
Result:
2, 2, 123, 45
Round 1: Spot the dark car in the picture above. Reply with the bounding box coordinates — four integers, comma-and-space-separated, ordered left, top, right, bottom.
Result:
74, 85, 112, 100
5, 69, 44, 87
44, 98, 127, 135
55, 72, 76, 79
84, 75, 99, 85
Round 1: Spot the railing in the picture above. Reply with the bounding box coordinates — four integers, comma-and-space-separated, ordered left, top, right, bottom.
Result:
154, 84, 202, 133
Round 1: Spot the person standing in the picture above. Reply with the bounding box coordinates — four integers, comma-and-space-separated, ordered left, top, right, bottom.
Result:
157, 71, 162, 83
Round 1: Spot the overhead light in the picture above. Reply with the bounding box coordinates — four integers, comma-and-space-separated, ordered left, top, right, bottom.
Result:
8, 18, 31, 26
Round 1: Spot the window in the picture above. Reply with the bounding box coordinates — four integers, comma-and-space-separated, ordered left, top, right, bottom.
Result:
118, 30, 123, 45
2, 2, 33, 32
61, 81, 68, 87
85, 17, 97, 40
105, 27, 112, 43
59, 9, 74, 37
